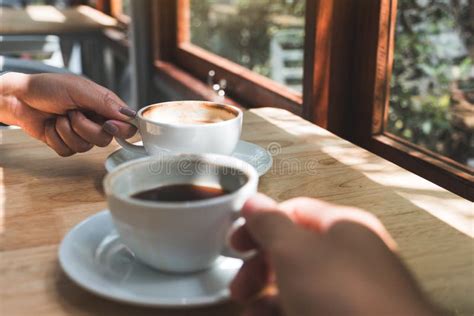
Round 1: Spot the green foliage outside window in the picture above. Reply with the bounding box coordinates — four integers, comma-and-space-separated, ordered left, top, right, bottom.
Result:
389, 0, 473, 167
190, 0, 304, 77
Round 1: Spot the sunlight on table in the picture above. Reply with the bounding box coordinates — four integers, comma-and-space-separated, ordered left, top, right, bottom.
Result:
252, 109, 473, 238
320, 144, 473, 238
26, 6, 66, 23
317, 143, 473, 237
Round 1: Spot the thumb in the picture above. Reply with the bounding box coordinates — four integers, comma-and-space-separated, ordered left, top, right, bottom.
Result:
243, 194, 298, 251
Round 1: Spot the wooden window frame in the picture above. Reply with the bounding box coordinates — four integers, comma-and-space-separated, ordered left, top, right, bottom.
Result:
348, 0, 473, 200
152, 0, 473, 200
152, 0, 337, 126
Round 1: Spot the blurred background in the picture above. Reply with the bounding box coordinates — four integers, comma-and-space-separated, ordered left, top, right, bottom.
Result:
1, 0, 472, 187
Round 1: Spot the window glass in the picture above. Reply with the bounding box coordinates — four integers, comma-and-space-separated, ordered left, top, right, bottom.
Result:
388, 0, 473, 168
190, 0, 305, 93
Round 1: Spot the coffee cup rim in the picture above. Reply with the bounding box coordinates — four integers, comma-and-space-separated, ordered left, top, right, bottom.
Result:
136, 101, 242, 128
103, 153, 258, 209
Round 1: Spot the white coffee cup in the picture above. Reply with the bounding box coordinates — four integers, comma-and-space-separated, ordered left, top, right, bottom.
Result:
103, 154, 258, 273
116, 101, 243, 156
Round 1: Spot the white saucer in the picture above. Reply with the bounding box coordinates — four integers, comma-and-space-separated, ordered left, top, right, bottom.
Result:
105, 140, 273, 176
58, 210, 243, 307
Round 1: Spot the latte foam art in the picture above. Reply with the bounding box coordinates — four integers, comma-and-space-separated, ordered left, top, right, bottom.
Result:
142, 102, 237, 125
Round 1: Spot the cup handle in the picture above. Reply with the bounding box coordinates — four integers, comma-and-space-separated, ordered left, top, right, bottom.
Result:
224, 212, 256, 260
114, 118, 147, 155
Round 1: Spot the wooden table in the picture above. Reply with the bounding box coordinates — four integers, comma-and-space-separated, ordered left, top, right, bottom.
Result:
1, 108, 473, 315
0, 5, 119, 84
0, 5, 117, 35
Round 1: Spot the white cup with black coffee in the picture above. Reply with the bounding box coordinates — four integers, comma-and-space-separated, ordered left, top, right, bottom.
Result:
116, 101, 242, 156
103, 154, 258, 273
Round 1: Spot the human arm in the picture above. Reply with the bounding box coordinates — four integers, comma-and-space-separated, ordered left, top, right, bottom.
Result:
0, 72, 136, 156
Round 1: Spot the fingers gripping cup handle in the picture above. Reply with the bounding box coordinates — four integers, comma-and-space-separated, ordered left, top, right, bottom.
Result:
224, 213, 256, 260
114, 118, 147, 155
224, 194, 258, 260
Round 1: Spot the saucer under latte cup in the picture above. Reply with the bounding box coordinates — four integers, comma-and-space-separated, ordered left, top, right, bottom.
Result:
103, 154, 258, 273
116, 101, 243, 156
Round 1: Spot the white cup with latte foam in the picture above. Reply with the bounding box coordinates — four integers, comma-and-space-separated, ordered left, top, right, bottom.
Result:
116, 101, 243, 156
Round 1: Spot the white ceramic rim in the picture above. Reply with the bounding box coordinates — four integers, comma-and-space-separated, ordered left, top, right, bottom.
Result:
58, 210, 236, 308
103, 153, 259, 209
137, 100, 242, 129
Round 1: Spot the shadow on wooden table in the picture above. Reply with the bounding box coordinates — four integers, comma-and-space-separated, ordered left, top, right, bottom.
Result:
53, 265, 242, 316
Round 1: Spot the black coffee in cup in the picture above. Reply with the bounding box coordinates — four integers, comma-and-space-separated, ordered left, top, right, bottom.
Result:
131, 184, 229, 202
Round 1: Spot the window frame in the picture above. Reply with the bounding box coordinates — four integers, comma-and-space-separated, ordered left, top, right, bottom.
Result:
152, 0, 473, 200
348, 0, 473, 200
176, 0, 303, 114
152, 0, 335, 125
